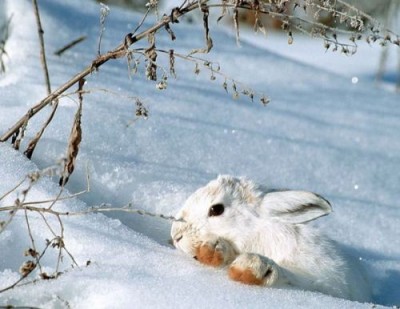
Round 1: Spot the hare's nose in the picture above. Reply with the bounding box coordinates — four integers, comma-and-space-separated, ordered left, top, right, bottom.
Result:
170, 235, 183, 248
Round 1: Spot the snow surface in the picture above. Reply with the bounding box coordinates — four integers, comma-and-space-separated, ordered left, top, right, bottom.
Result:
0, 0, 399, 308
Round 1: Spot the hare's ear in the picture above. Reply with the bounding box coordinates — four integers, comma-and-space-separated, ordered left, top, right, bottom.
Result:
262, 191, 332, 224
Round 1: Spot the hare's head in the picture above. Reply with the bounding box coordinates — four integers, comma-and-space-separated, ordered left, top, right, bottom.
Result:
171, 175, 332, 257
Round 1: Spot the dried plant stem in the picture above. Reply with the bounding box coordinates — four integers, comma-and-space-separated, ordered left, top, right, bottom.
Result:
22, 0, 56, 159
0, 203, 179, 222
59, 79, 84, 186
2, 0, 399, 143
0, 209, 17, 234
0, 273, 30, 294
32, 0, 52, 96
0, 165, 85, 293
132, 6, 151, 36
315, 0, 373, 27
189, 3, 213, 55
24, 208, 44, 274
208, 3, 359, 37
0, 258, 85, 294
24, 101, 59, 159
0, 237, 68, 294
0, 176, 27, 201
0, 0, 207, 143
1, 162, 170, 294
54, 35, 86, 56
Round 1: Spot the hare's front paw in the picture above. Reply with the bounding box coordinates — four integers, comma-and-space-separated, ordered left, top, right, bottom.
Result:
228, 253, 279, 286
195, 236, 237, 267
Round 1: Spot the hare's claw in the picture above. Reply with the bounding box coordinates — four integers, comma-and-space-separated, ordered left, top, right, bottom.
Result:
228, 253, 279, 286
195, 237, 237, 267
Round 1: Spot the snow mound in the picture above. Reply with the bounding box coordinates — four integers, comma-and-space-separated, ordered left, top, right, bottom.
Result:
0, 0, 399, 308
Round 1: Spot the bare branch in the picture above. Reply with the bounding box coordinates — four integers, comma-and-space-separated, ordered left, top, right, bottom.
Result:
24, 101, 59, 159
54, 35, 87, 56
32, 0, 52, 96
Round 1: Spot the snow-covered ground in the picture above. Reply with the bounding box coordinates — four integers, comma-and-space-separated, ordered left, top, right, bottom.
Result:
0, 0, 399, 308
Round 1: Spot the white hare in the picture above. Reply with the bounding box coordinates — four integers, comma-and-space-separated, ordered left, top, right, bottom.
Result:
171, 175, 371, 302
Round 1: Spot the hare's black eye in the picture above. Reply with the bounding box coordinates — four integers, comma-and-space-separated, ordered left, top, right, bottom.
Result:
208, 203, 224, 217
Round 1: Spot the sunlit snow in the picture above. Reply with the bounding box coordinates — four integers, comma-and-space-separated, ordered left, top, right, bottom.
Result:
0, 0, 399, 308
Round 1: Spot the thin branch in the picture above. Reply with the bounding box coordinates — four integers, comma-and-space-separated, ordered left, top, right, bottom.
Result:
32, 0, 52, 96
24, 208, 44, 274
0, 237, 63, 294
0, 259, 88, 294
132, 7, 151, 37
24, 101, 59, 159
0, 203, 181, 222
54, 35, 87, 56
0, 176, 27, 201
37, 211, 57, 237
0, 273, 30, 294
22, 0, 57, 159
0, 209, 18, 234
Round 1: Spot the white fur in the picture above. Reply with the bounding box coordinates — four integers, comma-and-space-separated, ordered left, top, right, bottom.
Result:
171, 175, 371, 302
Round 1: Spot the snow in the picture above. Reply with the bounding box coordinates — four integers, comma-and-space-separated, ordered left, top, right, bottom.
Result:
0, 0, 399, 308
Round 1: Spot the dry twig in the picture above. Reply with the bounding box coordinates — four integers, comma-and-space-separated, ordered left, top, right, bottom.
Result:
22, 0, 56, 159
54, 35, 87, 56
24, 102, 59, 160
32, 0, 52, 96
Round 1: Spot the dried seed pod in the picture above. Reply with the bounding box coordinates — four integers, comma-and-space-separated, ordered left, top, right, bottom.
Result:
288, 31, 293, 45
188, 4, 213, 55
260, 96, 270, 106
52, 236, 65, 249
169, 49, 176, 78
194, 63, 200, 75
40, 272, 54, 280
232, 82, 237, 93
145, 33, 157, 81
222, 80, 228, 93
13, 114, 31, 151
217, 0, 228, 23
164, 22, 176, 41
24, 248, 39, 258
59, 79, 84, 186
156, 80, 167, 90
135, 99, 149, 119
19, 260, 36, 277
